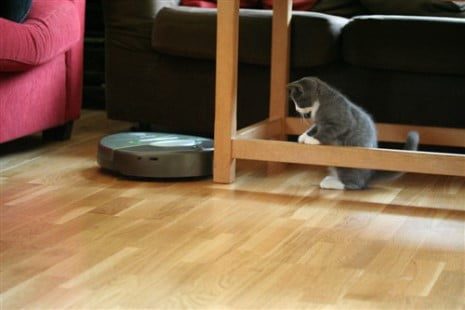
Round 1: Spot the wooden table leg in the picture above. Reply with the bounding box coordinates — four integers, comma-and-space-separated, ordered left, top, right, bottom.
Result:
269, 0, 292, 129
267, 0, 293, 174
214, 0, 465, 185
213, 0, 240, 183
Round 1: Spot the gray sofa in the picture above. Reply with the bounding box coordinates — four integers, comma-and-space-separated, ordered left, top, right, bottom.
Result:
102, 0, 465, 137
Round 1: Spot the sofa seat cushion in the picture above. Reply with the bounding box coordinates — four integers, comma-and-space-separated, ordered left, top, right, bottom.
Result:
152, 7, 348, 68
343, 15, 465, 75
0, 0, 81, 72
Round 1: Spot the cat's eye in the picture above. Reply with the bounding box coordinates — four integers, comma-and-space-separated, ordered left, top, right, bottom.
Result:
303, 112, 311, 118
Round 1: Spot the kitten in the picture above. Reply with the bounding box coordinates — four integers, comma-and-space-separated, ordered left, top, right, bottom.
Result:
288, 77, 419, 190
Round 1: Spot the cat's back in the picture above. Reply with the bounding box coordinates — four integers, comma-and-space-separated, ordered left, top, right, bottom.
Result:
316, 79, 377, 147
347, 101, 377, 147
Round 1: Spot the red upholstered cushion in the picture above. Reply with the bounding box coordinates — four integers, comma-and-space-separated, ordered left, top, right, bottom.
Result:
0, 0, 81, 72
262, 0, 319, 10
180, 0, 261, 8
180, 0, 216, 8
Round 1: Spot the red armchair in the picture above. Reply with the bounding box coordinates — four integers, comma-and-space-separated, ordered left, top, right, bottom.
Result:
0, 0, 85, 143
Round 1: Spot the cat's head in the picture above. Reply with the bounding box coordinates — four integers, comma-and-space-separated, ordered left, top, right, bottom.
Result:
288, 77, 321, 118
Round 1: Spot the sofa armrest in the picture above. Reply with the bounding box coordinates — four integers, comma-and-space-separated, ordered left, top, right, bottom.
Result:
65, 0, 86, 120
103, 0, 180, 21
102, 0, 180, 52
103, 0, 181, 123
0, 0, 81, 72
155, 0, 182, 16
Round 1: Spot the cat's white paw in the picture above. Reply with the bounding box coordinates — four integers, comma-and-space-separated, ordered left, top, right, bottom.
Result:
320, 176, 345, 190
298, 134, 321, 145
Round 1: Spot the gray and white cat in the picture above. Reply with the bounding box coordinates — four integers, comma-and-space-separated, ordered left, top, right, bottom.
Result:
288, 77, 419, 190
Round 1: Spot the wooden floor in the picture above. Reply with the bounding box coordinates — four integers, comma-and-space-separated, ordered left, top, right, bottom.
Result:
1, 110, 464, 309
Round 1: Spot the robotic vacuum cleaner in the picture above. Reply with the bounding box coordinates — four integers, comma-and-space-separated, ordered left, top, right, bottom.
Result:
97, 132, 213, 178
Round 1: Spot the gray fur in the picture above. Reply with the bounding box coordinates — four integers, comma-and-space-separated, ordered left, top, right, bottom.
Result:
288, 77, 419, 190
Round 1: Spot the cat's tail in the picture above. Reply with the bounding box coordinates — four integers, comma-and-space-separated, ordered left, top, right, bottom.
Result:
370, 131, 420, 183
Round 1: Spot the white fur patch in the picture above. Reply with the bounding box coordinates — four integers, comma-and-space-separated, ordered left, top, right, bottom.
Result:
311, 100, 320, 120
298, 133, 320, 145
295, 100, 320, 120
295, 105, 313, 114
320, 175, 345, 190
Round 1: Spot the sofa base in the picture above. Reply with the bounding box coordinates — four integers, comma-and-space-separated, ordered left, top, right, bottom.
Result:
42, 121, 74, 141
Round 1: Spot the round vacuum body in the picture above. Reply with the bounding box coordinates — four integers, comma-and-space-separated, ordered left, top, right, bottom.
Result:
97, 132, 213, 178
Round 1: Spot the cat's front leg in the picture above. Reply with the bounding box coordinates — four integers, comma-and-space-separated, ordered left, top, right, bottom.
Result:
313, 121, 346, 145
298, 125, 320, 145
299, 135, 321, 145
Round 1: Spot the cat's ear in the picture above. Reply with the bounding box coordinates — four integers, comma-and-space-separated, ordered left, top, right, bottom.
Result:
287, 82, 298, 90
287, 82, 303, 96
308, 77, 322, 96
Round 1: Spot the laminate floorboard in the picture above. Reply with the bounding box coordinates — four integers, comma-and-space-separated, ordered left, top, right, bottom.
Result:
1, 110, 464, 309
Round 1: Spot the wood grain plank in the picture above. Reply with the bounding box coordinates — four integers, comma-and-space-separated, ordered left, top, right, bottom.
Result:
232, 138, 465, 177
1, 110, 464, 309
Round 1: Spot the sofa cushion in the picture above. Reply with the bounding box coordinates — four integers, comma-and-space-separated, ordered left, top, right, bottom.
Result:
181, 1, 217, 8
181, 0, 319, 10
311, 0, 368, 17
0, 0, 32, 23
0, 0, 81, 72
343, 15, 465, 75
261, 0, 318, 10
181, 0, 261, 8
152, 7, 348, 68
360, 0, 465, 17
